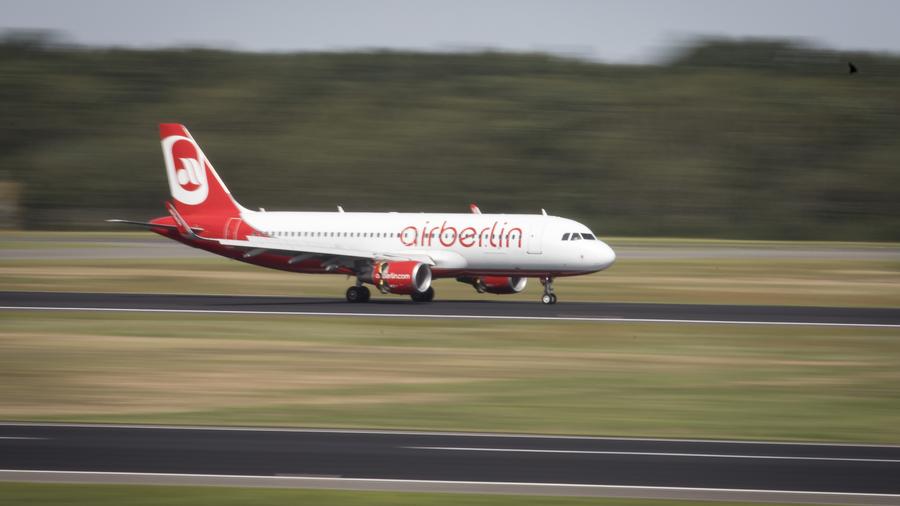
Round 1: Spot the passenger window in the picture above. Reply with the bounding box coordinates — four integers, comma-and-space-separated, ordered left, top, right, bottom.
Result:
562, 233, 570, 241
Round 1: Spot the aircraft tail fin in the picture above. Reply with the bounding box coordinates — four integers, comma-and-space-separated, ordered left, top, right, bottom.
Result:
160, 124, 243, 218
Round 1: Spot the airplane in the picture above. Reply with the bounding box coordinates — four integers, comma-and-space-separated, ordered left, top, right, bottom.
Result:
109, 124, 616, 304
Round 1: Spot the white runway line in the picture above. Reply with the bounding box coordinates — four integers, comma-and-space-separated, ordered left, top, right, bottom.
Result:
2, 306, 898, 328
1, 469, 898, 505
0, 437, 46, 440
408, 446, 900, 463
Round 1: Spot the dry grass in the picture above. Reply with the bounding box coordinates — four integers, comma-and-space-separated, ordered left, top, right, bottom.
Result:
2, 311, 898, 443
0, 482, 826, 506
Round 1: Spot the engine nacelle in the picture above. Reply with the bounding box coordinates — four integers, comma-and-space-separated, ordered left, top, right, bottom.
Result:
363, 261, 432, 295
457, 276, 527, 295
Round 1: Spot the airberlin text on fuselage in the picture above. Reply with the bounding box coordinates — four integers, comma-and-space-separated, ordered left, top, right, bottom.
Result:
400, 221, 523, 249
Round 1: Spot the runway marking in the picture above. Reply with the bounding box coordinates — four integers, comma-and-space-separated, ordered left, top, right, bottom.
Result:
0, 437, 46, 440
2, 306, 899, 328
409, 446, 900, 463
1, 469, 898, 503
3, 421, 899, 448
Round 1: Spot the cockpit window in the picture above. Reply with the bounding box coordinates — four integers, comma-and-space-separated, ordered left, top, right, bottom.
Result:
563, 232, 598, 241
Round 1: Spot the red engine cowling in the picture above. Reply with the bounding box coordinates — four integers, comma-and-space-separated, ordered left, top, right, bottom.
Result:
369, 261, 432, 295
458, 276, 527, 294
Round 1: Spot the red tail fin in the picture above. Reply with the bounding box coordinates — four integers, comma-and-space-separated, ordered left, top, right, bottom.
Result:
160, 124, 241, 217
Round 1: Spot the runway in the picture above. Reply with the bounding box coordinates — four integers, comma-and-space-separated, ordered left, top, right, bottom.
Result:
1, 423, 899, 504
2, 291, 899, 327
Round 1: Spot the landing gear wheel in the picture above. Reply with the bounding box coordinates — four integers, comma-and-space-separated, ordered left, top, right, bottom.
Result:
410, 286, 435, 303
540, 276, 557, 304
346, 286, 370, 303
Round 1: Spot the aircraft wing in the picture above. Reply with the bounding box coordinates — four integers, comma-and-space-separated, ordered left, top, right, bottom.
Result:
217, 236, 437, 265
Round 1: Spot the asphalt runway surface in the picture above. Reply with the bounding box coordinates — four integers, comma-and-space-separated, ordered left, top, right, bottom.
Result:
1, 423, 899, 504
2, 291, 899, 327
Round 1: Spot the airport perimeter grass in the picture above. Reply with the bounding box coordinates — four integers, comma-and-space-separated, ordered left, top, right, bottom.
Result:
2, 311, 898, 443
2, 233, 899, 307
0, 483, 830, 506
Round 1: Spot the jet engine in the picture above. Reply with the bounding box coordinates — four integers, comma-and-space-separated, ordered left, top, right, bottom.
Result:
363, 261, 432, 294
457, 276, 527, 294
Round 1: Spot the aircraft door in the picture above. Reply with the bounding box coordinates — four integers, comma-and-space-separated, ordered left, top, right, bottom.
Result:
225, 218, 243, 240
527, 219, 546, 255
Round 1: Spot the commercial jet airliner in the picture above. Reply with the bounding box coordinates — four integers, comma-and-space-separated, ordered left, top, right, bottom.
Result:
109, 124, 615, 304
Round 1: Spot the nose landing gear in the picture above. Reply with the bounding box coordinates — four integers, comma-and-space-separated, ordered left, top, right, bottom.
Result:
540, 276, 557, 304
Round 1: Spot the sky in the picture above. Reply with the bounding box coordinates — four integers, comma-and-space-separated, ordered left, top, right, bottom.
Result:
2, 0, 898, 63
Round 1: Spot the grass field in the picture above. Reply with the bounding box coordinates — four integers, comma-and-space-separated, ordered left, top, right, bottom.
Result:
2, 234, 898, 502
2, 234, 899, 440
2, 233, 899, 307
0, 483, 829, 506
2, 310, 898, 443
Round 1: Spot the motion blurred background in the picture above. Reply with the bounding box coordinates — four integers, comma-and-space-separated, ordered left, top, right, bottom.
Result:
2, 5, 900, 503
1, 0, 899, 240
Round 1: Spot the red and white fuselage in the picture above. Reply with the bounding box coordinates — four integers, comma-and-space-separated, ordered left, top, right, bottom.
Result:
235, 210, 614, 277
111, 124, 615, 303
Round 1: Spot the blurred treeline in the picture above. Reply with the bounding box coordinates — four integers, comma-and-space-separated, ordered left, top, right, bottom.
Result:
1, 33, 899, 240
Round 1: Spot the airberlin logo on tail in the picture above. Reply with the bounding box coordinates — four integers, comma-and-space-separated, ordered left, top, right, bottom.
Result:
162, 135, 209, 205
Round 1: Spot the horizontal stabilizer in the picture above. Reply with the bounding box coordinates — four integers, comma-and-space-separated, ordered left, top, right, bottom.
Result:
105, 219, 204, 233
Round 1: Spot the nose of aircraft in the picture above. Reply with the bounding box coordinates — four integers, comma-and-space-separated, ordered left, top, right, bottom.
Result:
594, 240, 616, 270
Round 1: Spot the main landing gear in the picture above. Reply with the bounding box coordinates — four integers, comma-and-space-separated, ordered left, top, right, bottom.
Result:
346, 285, 435, 303
540, 276, 558, 305
345, 285, 371, 303
410, 286, 435, 303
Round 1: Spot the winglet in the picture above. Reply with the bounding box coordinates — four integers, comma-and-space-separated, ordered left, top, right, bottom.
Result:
470, 203, 482, 214
541, 208, 547, 216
